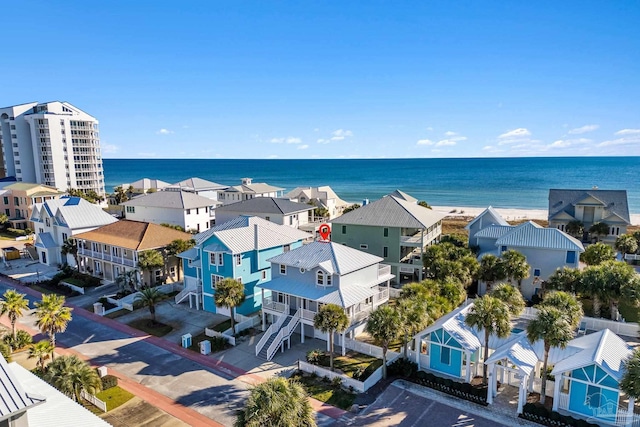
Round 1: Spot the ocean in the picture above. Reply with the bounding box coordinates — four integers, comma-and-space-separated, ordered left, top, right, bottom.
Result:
103, 157, 640, 213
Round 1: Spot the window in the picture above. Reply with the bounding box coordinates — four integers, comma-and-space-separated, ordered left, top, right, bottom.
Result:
211, 275, 223, 288
235, 254, 242, 266
265, 216, 270, 221
317, 271, 324, 285
196, 208, 199, 214
283, 244, 290, 252
534, 269, 541, 277
62, 233, 68, 242
217, 253, 223, 265
383, 246, 388, 257
289, 216, 294, 225
586, 385, 601, 408
326, 274, 332, 286
5, 209, 10, 216
383, 228, 388, 237
2, 197, 7, 205
155, 270, 162, 277
186, 209, 191, 215
440, 347, 451, 365
566, 251, 576, 264
126, 206, 135, 213
280, 264, 287, 275
261, 270, 267, 280
236, 277, 242, 285
170, 266, 176, 277
360, 244, 368, 249
501, 245, 507, 252
342, 225, 346, 234
210, 253, 216, 265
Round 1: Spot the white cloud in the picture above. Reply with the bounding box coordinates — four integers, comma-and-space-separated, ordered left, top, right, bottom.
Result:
332, 129, 353, 138
426, 127, 434, 131
138, 152, 157, 157
568, 124, 599, 134
156, 128, 174, 135
436, 139, 457, 147
598, 135, 640, 147
297, 144, 309, 150
548, 138, 592, 149
416, 139, 434, 146
270, 137, 302, 144
313, 128, 320, 132
499, 128, 531, 139
317, 129, 354, 143
267, 154, 278, 159
101, 143, 119, 154
418, 131, 467, 147
444, 131, 457, 137
615, 129, 640, 136
317, 138, 328, 144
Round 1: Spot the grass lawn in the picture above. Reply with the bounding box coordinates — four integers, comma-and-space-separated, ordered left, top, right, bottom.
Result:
356, 332, 402, 353
28, 284, 55, 295
127, 318, 173, 337
104, 309, 129, 319
317, 351, 382, 380
63, 277, 87, 287
213, 319, 231, 333
96, 386, 134, 411
290, 372, 356, 410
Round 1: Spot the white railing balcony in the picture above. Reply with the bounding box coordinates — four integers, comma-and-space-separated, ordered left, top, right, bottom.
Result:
300, 308, 317, 322
378, 264, 391, 278
262, 298, 288, 314
373, 288, 389, 305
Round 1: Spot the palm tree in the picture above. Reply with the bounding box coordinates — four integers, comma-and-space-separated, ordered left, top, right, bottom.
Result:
33, 294, 72, 359
397, 297, 431, 359
526, 306, 574, 405
545, 267, 582, 294
235, 377, 316, 427
478, 254, 506, 293
565, 220, 584, 239
60, 238, 79, 268
113, 186, 129, 204
115, 269, 139, 293
43, 355, 102, 402
500, 250, 530, 291
137, 250, 164, 286
540, 291, 583, 329
214, 278, 246, 336
620, 348, 640, 407
464, 295, 511, 383
616, 234, 638, 263
135, 287, 163, 324
0, 289, 29, 340
600, 260, 640, 320
589, 222, 610, 242
365, 306, 400, 379
581, 242, 615, 266
166, 238, 196, 281
313, 304, 349, 371
28, 340, 54, 372
489, 283, 525, 316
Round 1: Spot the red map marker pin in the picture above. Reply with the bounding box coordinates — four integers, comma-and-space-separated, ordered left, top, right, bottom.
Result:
318, 224, 331, 241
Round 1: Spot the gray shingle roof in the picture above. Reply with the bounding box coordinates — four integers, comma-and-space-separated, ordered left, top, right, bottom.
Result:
548, 189, 630, 224
267, 241, 383, 275
495, 221, 584, 251
215, 197, 313, 215
0, 356, 45, 420
31, 197, 117, 230
121, 190, 217, 209
331, 195, 445, 228
195, 216, 310, 252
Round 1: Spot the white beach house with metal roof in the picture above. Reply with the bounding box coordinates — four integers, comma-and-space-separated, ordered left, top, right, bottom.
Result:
30, 196, 117, 267
255, 241, 394, 360
285, 185, 350, 219
121, 190, 219, 233
468, 209, 585, 299
167, 177, 228, 201
331, 192, 446, 283
217, 177, 284, 205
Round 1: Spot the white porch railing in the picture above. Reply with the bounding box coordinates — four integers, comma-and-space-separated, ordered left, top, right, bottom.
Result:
255, 312, 288, 356
625, 254, 640, 261
80, 390, 107, 412
558, 391, 569, 410
300, 308, 316, 322
266, 310, 301, 361
262, 298, 288, 314
378, 264, 391, 278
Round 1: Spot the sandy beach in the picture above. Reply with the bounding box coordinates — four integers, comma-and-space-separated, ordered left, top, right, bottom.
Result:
432, 205, 640, 226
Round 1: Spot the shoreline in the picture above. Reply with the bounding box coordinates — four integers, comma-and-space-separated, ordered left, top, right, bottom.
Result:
431, 205, 640, 226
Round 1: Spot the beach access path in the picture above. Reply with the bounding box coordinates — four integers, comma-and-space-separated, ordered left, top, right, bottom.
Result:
0, 276, 344, 427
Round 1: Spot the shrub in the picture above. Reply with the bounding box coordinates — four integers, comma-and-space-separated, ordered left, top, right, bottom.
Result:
331, 376, 343, 388
387, 358, 418, 378
352, 366, 366, 381
7, 228, 27, 236
0, 342, 11, 361
101, 374, 118, 390
306, 349, 323, 365
210, 336, 230, 352
3, 330, 33, 350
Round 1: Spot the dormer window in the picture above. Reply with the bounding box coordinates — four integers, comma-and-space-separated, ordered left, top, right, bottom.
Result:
317, 270, 332, 287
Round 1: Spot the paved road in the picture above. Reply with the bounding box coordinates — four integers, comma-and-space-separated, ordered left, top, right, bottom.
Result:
341, 383, 513, 427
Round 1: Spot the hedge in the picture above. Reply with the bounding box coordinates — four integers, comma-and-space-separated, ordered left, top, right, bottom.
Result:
101, 374, 118, 390
521, 403, 600, 427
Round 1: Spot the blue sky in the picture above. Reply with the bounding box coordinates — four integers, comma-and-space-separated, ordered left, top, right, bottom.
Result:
2, 1, 639, 159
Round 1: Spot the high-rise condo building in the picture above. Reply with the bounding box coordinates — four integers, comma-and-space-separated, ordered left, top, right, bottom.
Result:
0, 101, 105, 197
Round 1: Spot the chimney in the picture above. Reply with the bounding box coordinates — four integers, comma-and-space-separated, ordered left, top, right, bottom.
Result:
242, 177, 252, 185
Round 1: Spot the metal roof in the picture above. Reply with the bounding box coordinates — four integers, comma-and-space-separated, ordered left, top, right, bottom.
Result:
122, 178, 171, 191
35, 232, 57, 249
215, 197, 313, 215
177, 247, 199, 260
387, 189, 417, 203
267, 241, 383, 275
473, 225, 513, 240
195, 216, 310, 253
226, 182, 284, 194
419, 304, 482, 353
31, 197, 117, 230
170, 177, 227, 191
0, 356, 45, 421
121, 190, 218, 209
9, 362, 111, 426
495, 221, 584, 252
465, 206, 510, 230
548, 189, 630, 225
331, 195, 445, 229
284, 186, 349, 208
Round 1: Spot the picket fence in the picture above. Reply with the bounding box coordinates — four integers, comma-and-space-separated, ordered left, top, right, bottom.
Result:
205, 327, 235, 346
521, 307, 639, 336
81, 390, 107, 412
343, 337, 401, 360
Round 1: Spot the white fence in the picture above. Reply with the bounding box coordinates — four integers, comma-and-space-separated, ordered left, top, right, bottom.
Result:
343, 337, 401, 360
520, 307, 640, 336
80, 390, 107, 412
531, 378, 555, 398
60, 280, 85, 294
205, 327, 236, 346
103, 283, 183, 312
298, 351, 401, 393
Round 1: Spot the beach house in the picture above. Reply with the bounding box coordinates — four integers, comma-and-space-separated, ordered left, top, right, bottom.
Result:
167, 177, 228, 202
30, 196, 118, 267
119, 177, 171, 195
255, 241, 394, 360
74, 219, 192, 286
121, 189, 219, 232
285, 186, 350, 219
468, 209, 584, 299
0, 182, 64, 231
330, 192, 445, 282
213, 197, 315, 228
217, 178, 284, 205
176, 216, 310, 315
548, 189, 631, 244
